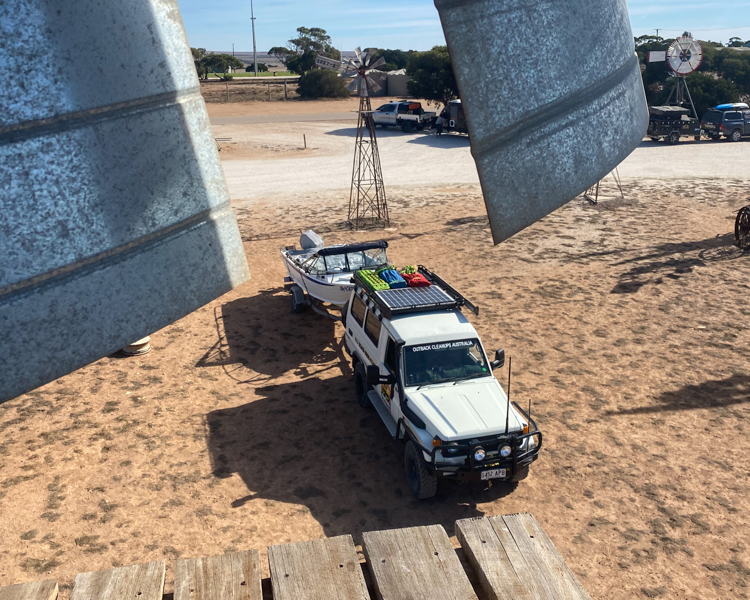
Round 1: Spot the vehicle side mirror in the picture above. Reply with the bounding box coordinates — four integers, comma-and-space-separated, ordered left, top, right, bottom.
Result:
491, 348, 505, 370
367, 364, 397, 386
366, 365, 380, 386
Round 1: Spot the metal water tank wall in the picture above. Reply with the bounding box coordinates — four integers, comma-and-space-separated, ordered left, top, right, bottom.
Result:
435, 0, 649, 243
0, 1, 250, 402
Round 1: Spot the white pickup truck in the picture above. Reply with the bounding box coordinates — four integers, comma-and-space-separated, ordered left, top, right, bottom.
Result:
342, 266, 542, 499
371, 101, 436, 133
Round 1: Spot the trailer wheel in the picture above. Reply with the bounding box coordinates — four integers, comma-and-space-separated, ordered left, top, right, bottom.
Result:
667, 131, 680, 145
354, 363, 371, 408
731, 128, 742, 142
291, 286, 306, 313
404, 440, 438, 500
511, 466, 530, 482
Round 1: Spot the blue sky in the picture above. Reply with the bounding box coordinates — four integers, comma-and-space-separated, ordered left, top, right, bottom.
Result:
177, 0, 750, 52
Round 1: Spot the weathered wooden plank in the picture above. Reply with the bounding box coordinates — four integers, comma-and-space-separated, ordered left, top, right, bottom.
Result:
174, 551, 262, 600
501, 514, 591, 600
70, 562, 164, 600
455, 517, 536, 600
0, 580, 58, 600
363, 524, 477, 600
268, 535, 369, 600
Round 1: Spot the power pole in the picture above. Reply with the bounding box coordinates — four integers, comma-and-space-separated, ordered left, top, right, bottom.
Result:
251, 0, 258, 77
655, 28, 661, 40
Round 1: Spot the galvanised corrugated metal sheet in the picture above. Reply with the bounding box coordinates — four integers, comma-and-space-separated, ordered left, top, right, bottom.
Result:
435, 0, 649, 243
0, 1, 250, 402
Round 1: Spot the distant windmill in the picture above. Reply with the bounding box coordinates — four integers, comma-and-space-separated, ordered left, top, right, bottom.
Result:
342, 48, 390, 229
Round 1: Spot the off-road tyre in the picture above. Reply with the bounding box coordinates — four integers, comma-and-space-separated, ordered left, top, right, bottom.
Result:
511, 465, 530, 483
401, 121, 414, 133
731, 129, 742, 142
404, 440, 438, 499
341, 301, 349, 327
291, 290, 306, 313
354, 362, 371, 408
667, 131, 680, 145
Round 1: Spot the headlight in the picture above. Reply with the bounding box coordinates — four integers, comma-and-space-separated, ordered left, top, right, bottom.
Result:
500, 445, 512, 457
474, 447, 486, 461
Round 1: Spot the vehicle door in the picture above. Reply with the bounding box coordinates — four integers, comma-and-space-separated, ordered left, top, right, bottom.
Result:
725, 112, 741, 135
347, 294, 370, 360
397, 102, 409, 123
360, 310, 389, 412
376, 104, 396, 126
744, 111, 750, 135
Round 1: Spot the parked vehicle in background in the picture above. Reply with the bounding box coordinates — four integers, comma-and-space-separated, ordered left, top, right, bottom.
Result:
701, 104, 750, 142
372, 101, 436, 133
437, 100, 469, 135
647, 106, 700, 143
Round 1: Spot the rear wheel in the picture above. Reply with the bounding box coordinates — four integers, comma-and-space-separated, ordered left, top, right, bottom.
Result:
731, 128, 742, 142
667, 131, 680, 145
404, 440, 437, 499
401, 121, 414, 133
354, 362, 371, 408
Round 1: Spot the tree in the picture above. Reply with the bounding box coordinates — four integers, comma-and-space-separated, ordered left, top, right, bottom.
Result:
366, 48, 415, 71
682, 72, 739, 115
406, 46, 459, 107
297, 69, 349, 99
191, 47, 208, 79
269, 27, 340, 75
246, 63, 269, 73
728, 37, 744, 48
203, 53, 244, 80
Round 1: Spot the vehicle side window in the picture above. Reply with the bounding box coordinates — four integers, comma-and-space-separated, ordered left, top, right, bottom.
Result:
385, 337, 397, 374
365, 311, 382, 346
397, 104, 408, 114
351, 296, 367, 327
727, 112, 740, 121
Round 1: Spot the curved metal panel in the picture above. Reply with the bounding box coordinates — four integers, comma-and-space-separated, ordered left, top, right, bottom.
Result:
435, 0, 649, 244
0, 0, 250, 401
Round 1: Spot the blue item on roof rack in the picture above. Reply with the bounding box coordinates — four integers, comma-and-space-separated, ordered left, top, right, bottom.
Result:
715, 103, 749, 111
378, 269, 408, 289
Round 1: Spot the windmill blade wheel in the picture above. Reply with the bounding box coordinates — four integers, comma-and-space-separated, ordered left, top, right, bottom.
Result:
735, 205, 750, 249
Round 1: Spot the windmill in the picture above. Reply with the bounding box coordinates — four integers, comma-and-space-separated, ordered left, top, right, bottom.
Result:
649, 33, 703, 118
342, 48, 390, 229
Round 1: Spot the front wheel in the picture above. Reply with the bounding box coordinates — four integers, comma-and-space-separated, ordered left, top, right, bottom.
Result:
731, 129, 742, 142
667, 131, 680, 145
511, 465, 530, 482
404, 440, 437, 499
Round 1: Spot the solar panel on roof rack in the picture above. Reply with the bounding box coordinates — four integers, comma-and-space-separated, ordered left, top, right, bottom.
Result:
377, 286, 454, 310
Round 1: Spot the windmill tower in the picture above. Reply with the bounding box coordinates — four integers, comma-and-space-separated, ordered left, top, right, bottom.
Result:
342, 48, 390, 229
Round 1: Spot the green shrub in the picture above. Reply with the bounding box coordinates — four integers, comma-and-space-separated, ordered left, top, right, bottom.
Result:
297, 69, 349, 99
223, 74, 234, 81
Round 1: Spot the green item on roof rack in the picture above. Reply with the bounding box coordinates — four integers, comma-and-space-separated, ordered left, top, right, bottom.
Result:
399, 265, 417, 275
359, 269, 390, 292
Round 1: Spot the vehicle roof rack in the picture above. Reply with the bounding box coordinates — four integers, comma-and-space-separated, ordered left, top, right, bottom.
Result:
352, 265, 479, 320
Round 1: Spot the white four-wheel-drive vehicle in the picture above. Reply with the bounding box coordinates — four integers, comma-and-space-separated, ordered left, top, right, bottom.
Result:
372, 101, 436, 132
342, 266, 542, 499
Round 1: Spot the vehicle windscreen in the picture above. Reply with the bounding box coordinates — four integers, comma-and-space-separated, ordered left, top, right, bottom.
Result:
404, 339, 490, 386
702, 111, 721, 123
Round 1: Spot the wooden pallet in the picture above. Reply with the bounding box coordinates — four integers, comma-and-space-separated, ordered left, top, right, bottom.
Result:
0, 514, 589, 600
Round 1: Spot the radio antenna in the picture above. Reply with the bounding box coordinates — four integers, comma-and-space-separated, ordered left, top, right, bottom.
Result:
504, 356, 511, 435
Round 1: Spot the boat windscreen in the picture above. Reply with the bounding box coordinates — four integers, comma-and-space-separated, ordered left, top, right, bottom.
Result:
323, 247, 388, 273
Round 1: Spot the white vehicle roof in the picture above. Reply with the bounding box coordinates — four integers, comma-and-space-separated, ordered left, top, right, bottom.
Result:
387, 310, 477, 345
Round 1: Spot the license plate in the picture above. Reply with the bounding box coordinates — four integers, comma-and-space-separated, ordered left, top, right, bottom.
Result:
480, 468, 506, 480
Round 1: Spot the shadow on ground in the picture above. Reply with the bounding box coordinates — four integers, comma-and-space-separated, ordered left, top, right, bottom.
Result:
206, 374, 518, 539
608, 233, 741, 294
606, 374, 750, 416
196, 288, 342, 383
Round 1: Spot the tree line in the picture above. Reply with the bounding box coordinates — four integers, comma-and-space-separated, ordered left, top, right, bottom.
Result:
191, 27, 750, 111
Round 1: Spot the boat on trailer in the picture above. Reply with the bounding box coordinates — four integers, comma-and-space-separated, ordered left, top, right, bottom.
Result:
281, 233, 389, 315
